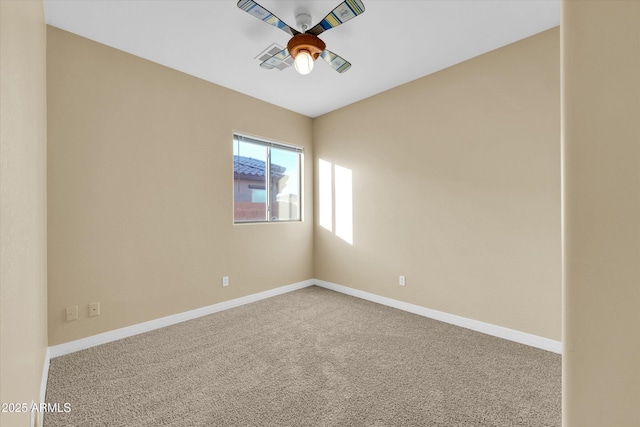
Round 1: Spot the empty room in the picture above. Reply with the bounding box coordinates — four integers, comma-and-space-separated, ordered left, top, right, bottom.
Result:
1, 1, 638, 426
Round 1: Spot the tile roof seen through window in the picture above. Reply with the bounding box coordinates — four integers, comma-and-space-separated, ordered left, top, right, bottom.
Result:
233, 155, 285, 179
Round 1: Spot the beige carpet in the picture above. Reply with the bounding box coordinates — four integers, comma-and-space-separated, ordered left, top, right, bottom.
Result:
45, 286, 561, 426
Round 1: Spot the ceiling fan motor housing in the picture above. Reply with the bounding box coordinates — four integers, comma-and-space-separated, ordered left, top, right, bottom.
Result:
287, 33, 326, 60
295, 11, 312, 32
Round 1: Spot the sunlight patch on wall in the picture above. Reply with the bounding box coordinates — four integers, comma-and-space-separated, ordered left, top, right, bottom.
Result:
334, 165, 353, 245
318, 159, 353, 245
319, 159, 333, 231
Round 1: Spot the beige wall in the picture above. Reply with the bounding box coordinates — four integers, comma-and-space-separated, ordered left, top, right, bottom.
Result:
47, 27, 313, 345
562, 1, 640, 426
313, 28, 561, 341
10, 1, 640, 422
0, 1, 49, 426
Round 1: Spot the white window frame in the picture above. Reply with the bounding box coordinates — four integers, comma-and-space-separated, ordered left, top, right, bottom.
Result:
233, 133, 303, 224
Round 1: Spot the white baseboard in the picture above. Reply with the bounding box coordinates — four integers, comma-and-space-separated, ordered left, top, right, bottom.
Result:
47, 278, 561, 359
313, 279, 562, 354
40, 347, 50, 402
32, 347, 51, 427
49, 279, 315, 358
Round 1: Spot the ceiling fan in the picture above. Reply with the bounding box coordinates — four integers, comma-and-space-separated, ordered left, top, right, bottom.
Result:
237, 0, 365, 75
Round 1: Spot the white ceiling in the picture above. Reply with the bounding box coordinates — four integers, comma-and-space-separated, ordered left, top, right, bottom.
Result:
43, 0, 560, 118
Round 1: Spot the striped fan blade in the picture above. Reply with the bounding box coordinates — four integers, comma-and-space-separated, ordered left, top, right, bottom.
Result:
320, 50, 352, 73
307, 0, 365, 36
260, 48, 292, 70
237, 0, 299, 36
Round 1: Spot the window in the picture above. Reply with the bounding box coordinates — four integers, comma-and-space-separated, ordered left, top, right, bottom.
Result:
233, 134, 302, 223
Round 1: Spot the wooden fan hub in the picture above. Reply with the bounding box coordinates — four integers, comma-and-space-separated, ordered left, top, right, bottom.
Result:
287, 33, 326, 60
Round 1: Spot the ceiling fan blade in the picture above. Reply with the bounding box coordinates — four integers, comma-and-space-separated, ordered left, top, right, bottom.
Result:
320, 50, 352, 73
259, 48, 292, 70
237, 0, 299, 37
307, 0, 365, 36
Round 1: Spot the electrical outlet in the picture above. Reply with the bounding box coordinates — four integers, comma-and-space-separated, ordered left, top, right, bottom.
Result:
399, 275, 406, 286
222, 276, 229, 287
66, 305, 78, 321
89, 302, 100, 317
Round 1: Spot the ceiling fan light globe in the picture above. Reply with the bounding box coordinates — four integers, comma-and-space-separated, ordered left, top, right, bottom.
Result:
294, 51, 314, 75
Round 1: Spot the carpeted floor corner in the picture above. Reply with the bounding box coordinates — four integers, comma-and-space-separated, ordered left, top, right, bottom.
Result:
44, 286, 561, 426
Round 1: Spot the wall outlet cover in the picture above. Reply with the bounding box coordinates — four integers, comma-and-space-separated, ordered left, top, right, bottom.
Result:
65, 305, 78, 322
89, 302, 100, 317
